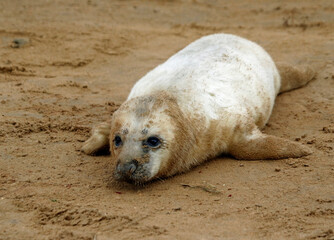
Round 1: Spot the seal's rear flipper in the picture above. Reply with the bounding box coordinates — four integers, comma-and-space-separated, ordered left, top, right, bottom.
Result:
229, 130, 312, 160
82, 121, 111, 155
277, 63, 316, 93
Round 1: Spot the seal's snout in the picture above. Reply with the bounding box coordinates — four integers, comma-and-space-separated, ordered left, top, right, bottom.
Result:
116, 159, 138, 177
114, 156, 152, 184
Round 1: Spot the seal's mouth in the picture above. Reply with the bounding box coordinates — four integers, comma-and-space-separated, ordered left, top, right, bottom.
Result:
113, 160, 152, 185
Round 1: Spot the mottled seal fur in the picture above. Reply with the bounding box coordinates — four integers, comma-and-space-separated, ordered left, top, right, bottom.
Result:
82, 33, 314, 184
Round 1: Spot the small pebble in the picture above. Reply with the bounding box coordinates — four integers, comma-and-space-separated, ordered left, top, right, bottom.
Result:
11, 38, 29, 48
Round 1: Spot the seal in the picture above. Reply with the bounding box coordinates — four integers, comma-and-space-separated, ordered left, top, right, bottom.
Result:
82, 33, 314, 184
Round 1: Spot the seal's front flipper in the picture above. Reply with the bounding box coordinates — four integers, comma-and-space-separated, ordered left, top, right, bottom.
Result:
229, 129, 312, 160
82, 121, 111, 155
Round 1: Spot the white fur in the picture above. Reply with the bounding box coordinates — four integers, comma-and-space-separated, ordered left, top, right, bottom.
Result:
128, 34, 280, 131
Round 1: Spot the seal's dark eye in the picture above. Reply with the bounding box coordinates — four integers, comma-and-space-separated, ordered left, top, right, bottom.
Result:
146, 137, 161, 148
114, 135, 122, 147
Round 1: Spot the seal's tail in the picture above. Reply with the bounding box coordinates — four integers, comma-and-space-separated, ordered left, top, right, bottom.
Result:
277, 62, 316, 93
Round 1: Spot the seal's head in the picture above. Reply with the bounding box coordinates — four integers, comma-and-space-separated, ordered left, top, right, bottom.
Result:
109, 93, 194, 185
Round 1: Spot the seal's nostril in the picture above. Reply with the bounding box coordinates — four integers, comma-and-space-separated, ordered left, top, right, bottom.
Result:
116, 162, 121, 172
128, 163, 136, 174
127, 159, 138, 174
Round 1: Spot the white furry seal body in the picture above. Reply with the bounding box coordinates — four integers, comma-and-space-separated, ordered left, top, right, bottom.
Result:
82, 33, 314, 184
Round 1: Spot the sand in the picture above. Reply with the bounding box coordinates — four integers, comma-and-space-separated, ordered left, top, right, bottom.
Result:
0, 0, 333, 239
